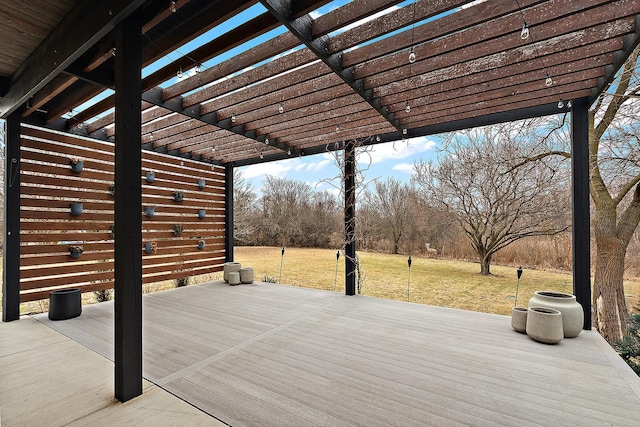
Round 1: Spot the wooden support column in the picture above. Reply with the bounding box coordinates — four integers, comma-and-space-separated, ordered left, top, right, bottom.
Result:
344, 141, 356, 296
114, 14, 143, 402
571, 97, 592, 330
225, 164, 234, 262
2, 113, 21, 321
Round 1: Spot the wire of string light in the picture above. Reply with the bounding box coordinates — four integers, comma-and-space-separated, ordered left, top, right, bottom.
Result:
513, 0, 569, 108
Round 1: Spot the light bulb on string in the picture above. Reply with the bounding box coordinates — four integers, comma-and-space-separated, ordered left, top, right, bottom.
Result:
405, 101, 411, 113
376, 135, 381, 142
265, 137, 269, 145
567, 100, 573, 108
335, 124, 340, 133
176, 67, 183, 78
194, 63, 201, 73
520, 22, 530, 40
231, 113, 237, 124
287, 149, 291, 156
408, 47, 416, 64
211, 146, 216, 153
402, 128, 408, 135
278, 102, 284, 114
149, 132, 154, 141
170, 1, 177, 13
260, 151, 264, 160
545, 73, 553, 87
557, 98, 564, 109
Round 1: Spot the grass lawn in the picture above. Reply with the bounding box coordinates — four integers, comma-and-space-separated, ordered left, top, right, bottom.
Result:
234, 246, 640, 316
2, 247, 638, 317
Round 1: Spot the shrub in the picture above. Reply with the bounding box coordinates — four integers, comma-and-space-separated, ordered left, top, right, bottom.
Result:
262, 275, 277, 283
93, 289, 113, 302
614, 306, 640, 376
175, 277, 190, 287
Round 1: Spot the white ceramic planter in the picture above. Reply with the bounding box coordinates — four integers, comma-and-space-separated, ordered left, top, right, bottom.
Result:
511, 307, 528, 333
528, 291, 584, 337
228, 271, 241, 286
240, 268, 254, 284
223, 262, 241, 283
526, 307, 563, 344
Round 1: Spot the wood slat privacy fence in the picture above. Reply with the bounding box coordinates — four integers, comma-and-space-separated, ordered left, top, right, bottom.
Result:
19, 125, 226, 302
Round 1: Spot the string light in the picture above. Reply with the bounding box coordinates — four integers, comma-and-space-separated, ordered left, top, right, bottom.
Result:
260, 151, 264, 160
287, 149, 291, 156
211, 146, 216, 152
335, 124, 340, 133
545, 73, 553, 87
265, 137, 269, 145
177, 67, 183, 78
278, 102, 284, 113
170, 1, 177, 13
194, 63, 201, 73
408, 47, 416, 64
376, 135, 381, 142
149, 132, 154, 141
567, 100, 573, 108
231, 113, 237, 124
520, 22, 530, 40
405, 101, 411, 113
402, 128, 408, 135
557, 98, 564, 109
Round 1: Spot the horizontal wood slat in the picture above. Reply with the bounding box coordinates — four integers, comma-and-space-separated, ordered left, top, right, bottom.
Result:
19, 126, 227, 302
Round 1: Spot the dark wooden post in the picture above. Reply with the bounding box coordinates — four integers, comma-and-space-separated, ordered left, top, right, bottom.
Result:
2, 113, 21, 321
571, 97, 592, 330
225, 164, 234, 262
114, 13, 143, 402
344, 140, 356, 296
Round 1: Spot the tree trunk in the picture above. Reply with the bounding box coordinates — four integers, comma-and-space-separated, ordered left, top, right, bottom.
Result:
592, 211, 628, 343
480, 254, 492, 275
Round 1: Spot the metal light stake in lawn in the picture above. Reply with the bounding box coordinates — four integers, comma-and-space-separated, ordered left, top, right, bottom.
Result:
280, 247, 285, 284
334, 250, 340, 291
407, 256, 412, 302
515, 266, 523, 307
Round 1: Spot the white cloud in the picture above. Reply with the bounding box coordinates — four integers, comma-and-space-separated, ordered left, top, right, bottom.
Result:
361, 136, 437, 165
306, 159, 331, 172
393, 163, 414, 173
241, 157, 300, 179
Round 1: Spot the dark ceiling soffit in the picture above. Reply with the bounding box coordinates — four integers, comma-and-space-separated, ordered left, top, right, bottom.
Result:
590, 14, 640, 104
141, 87, 291, 154
0, 0, 148, 118
0, 77, 8, 97
232, 101, 571, 167
259, 0, 401, 132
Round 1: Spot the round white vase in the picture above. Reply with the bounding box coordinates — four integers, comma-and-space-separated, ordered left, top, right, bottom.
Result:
528, 291, 584, 337
526, 307, 564, 344
511, 307, 528, 333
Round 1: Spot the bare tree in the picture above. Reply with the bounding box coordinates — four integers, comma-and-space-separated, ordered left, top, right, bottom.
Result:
513, 47, 640, 342
233, 169, 256, 245
364, 177, 414, 254
414, 123, 570, 275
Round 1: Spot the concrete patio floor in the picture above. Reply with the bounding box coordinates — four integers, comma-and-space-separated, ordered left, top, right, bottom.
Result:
2, 281, 640, 426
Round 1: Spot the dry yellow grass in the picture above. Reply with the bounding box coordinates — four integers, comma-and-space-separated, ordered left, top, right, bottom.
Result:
3, 247, 639, 317
234, 246, 640, 316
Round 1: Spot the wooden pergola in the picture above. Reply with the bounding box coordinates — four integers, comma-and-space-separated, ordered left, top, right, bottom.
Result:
2, 0, 640, 401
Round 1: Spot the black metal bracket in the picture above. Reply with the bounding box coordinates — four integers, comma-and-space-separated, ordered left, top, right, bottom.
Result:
259, 0, 401, 132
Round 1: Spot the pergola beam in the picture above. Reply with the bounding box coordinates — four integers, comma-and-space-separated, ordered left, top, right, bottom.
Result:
571, 97, 592, 330
260, 0, 402, 132
113, 13, 143, 403
0, 0, 147, 118
2, 113, 21, 321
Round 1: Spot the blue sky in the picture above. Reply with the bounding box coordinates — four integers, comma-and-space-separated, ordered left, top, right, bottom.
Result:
239, 135, 442, 196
